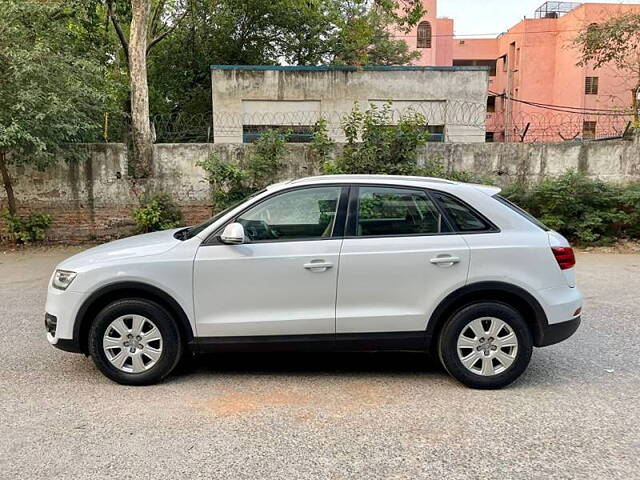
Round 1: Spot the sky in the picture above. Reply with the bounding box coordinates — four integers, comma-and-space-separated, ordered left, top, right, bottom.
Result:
437, 0, 640, 37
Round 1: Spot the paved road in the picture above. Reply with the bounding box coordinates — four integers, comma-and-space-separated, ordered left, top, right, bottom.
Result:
1, 247, 639, 479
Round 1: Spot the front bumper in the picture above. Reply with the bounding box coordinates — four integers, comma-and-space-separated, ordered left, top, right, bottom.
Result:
45, 286, 87, 353
538, 316, 581, 347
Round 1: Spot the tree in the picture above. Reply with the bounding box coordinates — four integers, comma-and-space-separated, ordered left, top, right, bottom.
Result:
574, 14, 640, 122
147, 0, 424, 116
0, 0, 108, 215
106, 0, 187, 176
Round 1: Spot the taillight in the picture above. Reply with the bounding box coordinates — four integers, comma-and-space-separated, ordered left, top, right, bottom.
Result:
552, 247, 576, 270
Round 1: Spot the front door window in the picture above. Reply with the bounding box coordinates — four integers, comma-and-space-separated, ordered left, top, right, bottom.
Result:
237, 187, 342, 242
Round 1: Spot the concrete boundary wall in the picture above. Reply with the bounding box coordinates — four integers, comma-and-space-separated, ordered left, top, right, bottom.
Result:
1, 137, 639, 242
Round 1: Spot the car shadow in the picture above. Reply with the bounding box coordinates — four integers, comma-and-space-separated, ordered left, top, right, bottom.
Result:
177, 351, 445, 378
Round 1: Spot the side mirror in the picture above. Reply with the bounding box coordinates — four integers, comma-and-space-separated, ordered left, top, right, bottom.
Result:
220, 222, 245, 245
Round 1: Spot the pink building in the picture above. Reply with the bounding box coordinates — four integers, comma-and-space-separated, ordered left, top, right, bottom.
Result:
399, 1, 639, 142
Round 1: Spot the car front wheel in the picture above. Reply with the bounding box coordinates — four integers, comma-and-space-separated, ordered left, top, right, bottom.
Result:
88, 298, 183, 386
438, 302, 533, 389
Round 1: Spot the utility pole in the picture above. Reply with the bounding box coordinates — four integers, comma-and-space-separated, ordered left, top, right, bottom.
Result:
505, 57, 514, 143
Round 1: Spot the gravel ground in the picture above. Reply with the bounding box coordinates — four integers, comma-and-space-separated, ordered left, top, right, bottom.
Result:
1, 247, 639, 479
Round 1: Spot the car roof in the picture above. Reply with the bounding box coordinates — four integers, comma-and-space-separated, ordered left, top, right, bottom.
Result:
273, 175, 501, 196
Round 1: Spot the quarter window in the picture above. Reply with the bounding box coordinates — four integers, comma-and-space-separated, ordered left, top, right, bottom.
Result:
236, 187, 342, 242
431, 192, 493, 232
356, 187, 449, 237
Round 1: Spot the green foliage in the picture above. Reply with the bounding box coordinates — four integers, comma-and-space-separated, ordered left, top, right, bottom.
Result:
147, 0, 424, 115
1, 0, 427, 129
198, 129, 289, 211
197, 153, 249, 212
2, 211, 53, 244
502, 171, 640, 245
132, 193, 183, 233
0, 0, 110, 169
323, 102, 492, 184
310, 118, 335, 164
574, 14, 640, 116
246, 129, 288, 188
574, 14, 640, 72
325, 102, 431, 176
618, 183, 640, 238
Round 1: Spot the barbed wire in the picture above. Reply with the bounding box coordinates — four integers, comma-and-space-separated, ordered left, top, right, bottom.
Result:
88, 101, 635, 144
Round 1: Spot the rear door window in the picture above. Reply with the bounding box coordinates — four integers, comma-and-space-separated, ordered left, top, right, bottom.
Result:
355, 186, 451, 237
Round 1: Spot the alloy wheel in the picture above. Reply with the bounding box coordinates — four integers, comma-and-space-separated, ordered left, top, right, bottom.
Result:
456, 317, 519, 376
102, 314, 163, 374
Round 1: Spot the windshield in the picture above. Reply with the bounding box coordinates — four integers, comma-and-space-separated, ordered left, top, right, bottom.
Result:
493, 194, 549, 231
175, 190, 265, 240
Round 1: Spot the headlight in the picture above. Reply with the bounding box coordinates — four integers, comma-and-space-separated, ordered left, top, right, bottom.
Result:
52, 270, 77, 291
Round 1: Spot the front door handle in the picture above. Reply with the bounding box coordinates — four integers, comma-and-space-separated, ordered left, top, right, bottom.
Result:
304, 260, 333, 272
430, 256, 461, 265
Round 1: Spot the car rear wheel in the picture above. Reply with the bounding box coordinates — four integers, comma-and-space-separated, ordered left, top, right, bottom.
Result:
438, 302, 533, 389
88, 299, 182, 386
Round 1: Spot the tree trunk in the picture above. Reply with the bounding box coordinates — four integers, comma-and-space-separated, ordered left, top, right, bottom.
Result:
0, 153, 17, 216
129, 0, 153, 178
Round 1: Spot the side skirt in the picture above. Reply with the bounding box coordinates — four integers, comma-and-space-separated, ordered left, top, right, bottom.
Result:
190, 332, 428, 354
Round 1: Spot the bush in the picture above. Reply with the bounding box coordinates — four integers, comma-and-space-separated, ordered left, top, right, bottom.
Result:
503, 171, 640, 245
618, 182, 640, 238
323, 102, 430, 176
322, 102, 491, 184
198, 129, 289, 212
197, 153, 249, 212
132, 193, 183, 233
245, 128, 288, 189
2, 211, 53, 244
310, 118, 334, 166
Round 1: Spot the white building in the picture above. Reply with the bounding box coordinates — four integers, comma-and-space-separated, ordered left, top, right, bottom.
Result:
210, 65, 489, 144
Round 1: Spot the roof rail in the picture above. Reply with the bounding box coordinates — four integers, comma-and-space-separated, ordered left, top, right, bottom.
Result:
288, 175, 458, 185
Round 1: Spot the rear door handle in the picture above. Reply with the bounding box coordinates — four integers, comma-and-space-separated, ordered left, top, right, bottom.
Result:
304, 261, 333, 271
430, 256, 460, 265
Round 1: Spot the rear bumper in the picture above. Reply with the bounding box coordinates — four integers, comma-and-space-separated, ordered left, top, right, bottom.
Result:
537, 316, 580, 347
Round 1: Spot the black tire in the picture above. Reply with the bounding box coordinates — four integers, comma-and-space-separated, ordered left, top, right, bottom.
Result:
88, 298, 183, 386
438, 302, 533, 389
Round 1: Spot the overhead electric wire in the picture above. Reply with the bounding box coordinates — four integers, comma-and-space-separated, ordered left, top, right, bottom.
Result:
488, 90, 635, 116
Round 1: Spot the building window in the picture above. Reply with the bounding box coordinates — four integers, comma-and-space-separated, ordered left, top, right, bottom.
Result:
583, 121, 597, 139
243, 125, 313, 143
427, 125, 445, 142
487, 96, 496, 113
417, 21, 432, 48
585, 77, 599, 95
485, 132, 495, 143
453, 59, 497, 76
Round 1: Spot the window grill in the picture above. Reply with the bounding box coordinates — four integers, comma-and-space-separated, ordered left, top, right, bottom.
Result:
417, 21, 432, 48
585, 77, 599, 95
583, 121, 597, 139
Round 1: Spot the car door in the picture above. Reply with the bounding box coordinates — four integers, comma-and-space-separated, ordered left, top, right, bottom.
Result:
194, 185, 348, 337
336, 185, 470, 334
